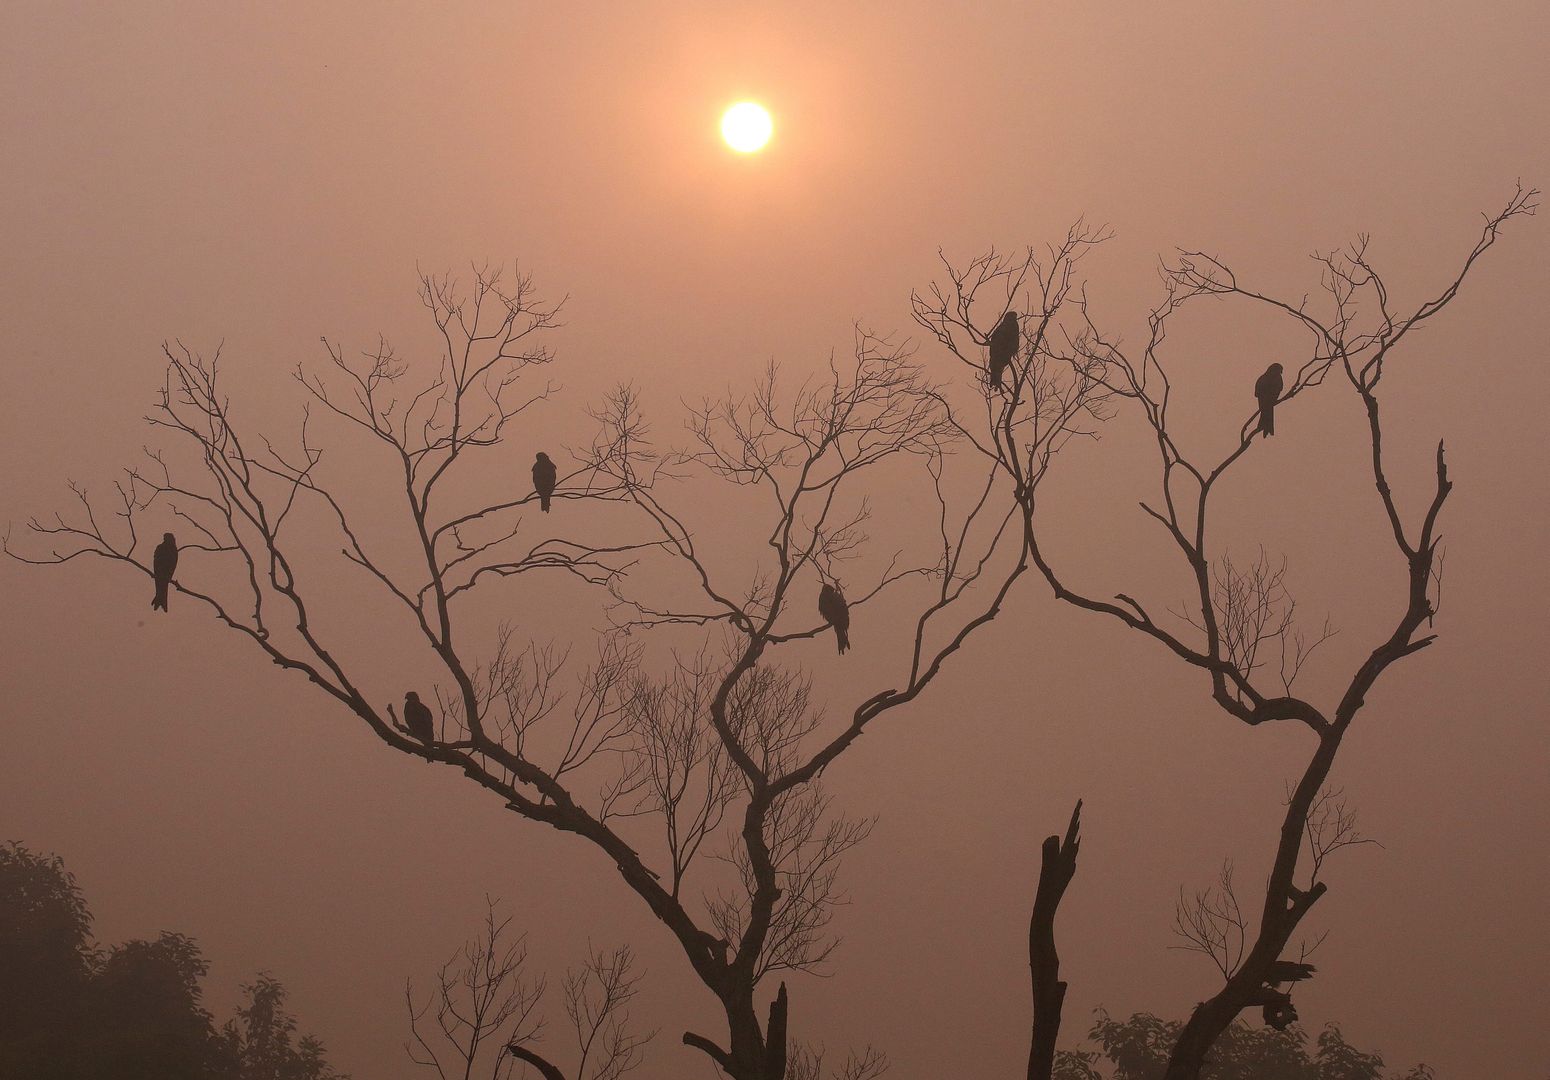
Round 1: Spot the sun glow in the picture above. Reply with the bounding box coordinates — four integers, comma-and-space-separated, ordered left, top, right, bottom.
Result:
720, 102, 773, 153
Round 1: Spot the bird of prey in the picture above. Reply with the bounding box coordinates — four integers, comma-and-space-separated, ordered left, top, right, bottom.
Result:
987, 311, 1020, 390
532, 452, 557, 513
818, 583, 850, 655
1254, 363, 1284, 437
151, 533, 178, 612
403, 692, 435, 744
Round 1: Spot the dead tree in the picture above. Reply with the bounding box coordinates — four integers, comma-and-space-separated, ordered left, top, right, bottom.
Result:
6, 265, 714, 1075
914, 188, 1537, 1080
405, 898, 651, 1080
9, 278, 1080, 1078
1028, 801, 1082, 1080
580, 326, 1094, 1078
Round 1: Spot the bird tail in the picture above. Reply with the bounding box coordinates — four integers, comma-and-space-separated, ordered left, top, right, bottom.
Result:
836, 627, 849, 654
540, 493, 551, 512
152, 582, 169, 611
1259, 410, 1274, 437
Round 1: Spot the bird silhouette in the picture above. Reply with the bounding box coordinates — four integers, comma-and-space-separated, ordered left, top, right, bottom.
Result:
403, 691, 435, 744
988, 311, 1020, 390
532, 452, 557, 513
1254, 363, 1284, 437
818, 583, 850, 654
151, 533, 178, 612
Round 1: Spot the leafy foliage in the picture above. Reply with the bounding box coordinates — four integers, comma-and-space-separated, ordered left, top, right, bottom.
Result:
1069, 1010, 1432, 1080
0, 842, 345, 1080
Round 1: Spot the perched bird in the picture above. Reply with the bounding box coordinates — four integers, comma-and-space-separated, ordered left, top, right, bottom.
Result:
403, 691, 435, 744
532, 452, 557, 513
818, 583, 850, 655
1254, 363, 1284, 437
987, 311, 1020, 390
151, 533, 178, 612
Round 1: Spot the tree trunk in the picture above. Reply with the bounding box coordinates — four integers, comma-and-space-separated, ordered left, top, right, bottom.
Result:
1163, 997, 1240, 1080
684, 982, 788, 1080
1028, 801, 1082, 1080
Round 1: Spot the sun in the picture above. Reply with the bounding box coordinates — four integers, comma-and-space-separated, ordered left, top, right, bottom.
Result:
721, 102, 773, 153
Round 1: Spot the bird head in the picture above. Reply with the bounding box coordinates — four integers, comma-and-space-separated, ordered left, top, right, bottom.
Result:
1269, 362, 1283, 373
535, 452, 551, 463
406, 691, 421, 703
163, 532, 176, 543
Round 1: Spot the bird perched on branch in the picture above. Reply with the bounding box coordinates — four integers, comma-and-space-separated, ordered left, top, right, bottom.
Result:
818, 582, 850, 655
403, 691, 435, 744
151, 533, 178, 612
987, 311, 1020, 391
532, 452, 557, 512
1254, 363, 1284, 437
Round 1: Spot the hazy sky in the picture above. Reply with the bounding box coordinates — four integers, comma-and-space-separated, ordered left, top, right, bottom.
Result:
3, 3, 1548, 1078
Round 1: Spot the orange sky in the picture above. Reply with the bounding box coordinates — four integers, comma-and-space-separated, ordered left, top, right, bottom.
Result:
2, 3, 1547, 1077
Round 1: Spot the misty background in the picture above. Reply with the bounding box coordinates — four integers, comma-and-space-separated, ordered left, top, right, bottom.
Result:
3, 3, 1547, 1078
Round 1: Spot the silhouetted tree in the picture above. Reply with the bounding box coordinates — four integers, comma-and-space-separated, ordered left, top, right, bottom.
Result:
914, 187, 1537, 1079
86, 932, 228, 1080
224, 974, 347, 1080
588, 334, 1041, 1077
1029, 803, 1083, 1080
0, 842, 344, 1080
0, 841, 95, 1080
1068, 1008, 1433, 1080
784, 1042, 889, 1080
13, 187, 1532, 1080
1052, 1049, 1105, 1080
404, 899, 649, 1080
11, 273, 1022, 1080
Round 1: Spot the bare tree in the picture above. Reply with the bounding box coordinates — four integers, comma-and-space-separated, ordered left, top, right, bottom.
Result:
407, 900, 546, 1080
915, 188, 1537, 1079
10, 276, 1056, 1079
558, 945, 653, 1080
784, 1043, 889, 1080
16, 187, 1530, 1080
405, 899, 650, 1080
1028, 802, 1083, 1080
581, 328, 1056, 1078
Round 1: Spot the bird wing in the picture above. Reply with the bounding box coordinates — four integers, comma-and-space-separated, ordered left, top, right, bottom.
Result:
819, 589, 849, 628
991, 318, 1017, 358
818, 588, 837, 622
